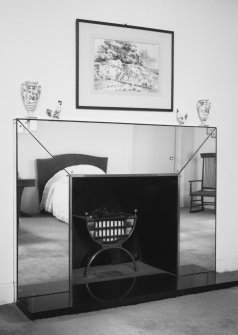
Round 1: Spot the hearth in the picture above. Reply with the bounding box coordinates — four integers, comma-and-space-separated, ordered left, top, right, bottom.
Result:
71, 174, 179, 291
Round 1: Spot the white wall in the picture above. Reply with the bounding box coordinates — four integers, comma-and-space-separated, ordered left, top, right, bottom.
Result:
1, 0, 238, 304
132, 125, 176, 173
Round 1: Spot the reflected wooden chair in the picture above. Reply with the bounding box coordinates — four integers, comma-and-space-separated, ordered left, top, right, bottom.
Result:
189, 153, 216, 213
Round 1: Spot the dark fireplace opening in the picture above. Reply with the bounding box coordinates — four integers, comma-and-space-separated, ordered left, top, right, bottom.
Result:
71, 174, 178, 287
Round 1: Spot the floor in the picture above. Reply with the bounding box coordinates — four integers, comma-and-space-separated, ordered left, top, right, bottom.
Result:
1, 286, 238, 334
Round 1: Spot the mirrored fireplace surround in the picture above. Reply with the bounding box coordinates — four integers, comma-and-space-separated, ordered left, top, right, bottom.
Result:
14, 118, 233, 320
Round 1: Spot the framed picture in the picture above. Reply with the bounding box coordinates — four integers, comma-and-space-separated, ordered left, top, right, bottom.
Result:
76, 19, 174, 111
207, 127, 217, 138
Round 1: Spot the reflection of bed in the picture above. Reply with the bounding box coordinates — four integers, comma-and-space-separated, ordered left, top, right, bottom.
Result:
36, 154, 108, 222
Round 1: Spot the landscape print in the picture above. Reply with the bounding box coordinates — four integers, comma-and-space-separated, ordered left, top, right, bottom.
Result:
94, 38, 159, 94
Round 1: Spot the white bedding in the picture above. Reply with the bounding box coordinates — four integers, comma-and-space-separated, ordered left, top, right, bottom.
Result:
40, 165, 105, 223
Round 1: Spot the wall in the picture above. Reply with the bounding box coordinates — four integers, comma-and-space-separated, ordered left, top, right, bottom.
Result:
1, 0, 238, 304
132, 125, 176, 173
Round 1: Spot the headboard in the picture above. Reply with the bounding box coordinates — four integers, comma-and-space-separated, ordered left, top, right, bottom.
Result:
36, 153, 108, 200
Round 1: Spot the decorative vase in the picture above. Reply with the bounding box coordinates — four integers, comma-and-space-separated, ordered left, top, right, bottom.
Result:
197, 99, 211, 126
21, 81, 41, 118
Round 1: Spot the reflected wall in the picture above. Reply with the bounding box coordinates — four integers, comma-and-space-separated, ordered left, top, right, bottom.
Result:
16, 119, 217, 299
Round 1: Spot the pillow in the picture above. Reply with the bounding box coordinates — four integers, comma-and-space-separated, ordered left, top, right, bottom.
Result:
64, 164, 105, 175
41, 164, 105, 209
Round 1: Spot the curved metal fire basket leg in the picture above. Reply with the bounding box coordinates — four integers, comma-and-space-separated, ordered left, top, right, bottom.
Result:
84, 246, 137, 278
84, 248, 104, 278
119, 247, 137, 272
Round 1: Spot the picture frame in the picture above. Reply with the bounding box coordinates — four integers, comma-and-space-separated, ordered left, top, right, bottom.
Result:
76, 19, 174, 111
206, 127, 217, 138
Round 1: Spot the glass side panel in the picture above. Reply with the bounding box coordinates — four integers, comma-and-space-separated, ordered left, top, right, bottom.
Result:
177, 127, 216, 276
16, 119, 70, 299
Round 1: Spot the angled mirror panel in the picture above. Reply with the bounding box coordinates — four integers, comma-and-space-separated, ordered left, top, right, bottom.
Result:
174, 126, 216, 173
20, 120, 179, 175
23, 120, 134, 174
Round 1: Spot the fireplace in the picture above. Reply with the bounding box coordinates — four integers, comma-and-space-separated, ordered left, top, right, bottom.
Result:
15, 120, 218, 319
71, 174, 179, 303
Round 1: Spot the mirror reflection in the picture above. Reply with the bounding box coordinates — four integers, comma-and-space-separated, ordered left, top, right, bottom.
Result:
17, 121, 69, 298
176, 127, 216, 276
16, 119, 216, 298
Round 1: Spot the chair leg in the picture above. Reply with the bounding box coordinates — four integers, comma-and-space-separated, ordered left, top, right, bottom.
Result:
190, 196, 197, 213
190, 196, 193, 213
201, 196, 204, 211
190, 195, 204, 213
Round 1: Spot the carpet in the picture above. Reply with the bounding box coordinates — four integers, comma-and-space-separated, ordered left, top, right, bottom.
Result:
18, 216, 68, 286
1, 287, 238, 334
179, 208, 215, 272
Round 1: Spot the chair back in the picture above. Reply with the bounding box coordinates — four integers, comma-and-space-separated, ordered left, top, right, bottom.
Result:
201, 153, 216, 190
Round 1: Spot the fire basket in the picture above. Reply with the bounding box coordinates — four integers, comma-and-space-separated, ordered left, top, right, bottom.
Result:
83, 209, 138, 278
86, 209, 137, 245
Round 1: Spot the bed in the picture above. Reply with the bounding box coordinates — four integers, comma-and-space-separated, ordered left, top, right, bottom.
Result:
36, 153, 108, 223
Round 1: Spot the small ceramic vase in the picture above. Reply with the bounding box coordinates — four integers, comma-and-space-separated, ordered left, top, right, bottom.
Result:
21, 81, 41, 118
197, 99, 211, 126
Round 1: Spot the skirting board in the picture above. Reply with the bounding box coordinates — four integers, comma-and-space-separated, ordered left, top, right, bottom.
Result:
216, 256, 238, 272
0, 282, 15, 305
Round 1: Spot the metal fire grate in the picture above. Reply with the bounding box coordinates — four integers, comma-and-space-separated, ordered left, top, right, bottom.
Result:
85, 209, 137, 245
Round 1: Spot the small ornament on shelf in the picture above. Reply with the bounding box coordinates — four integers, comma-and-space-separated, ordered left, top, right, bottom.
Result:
176, 109, 188, 125
46, 100, 62, 119
197, 99, 210, 126
21, 81, 41, 118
